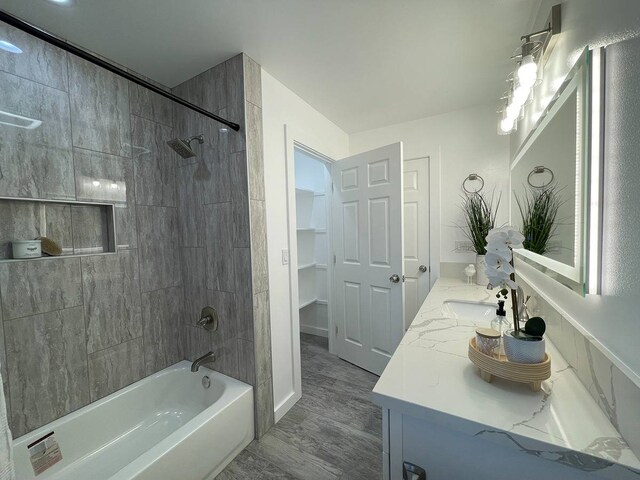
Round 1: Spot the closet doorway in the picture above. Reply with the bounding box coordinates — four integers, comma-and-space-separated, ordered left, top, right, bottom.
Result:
294, 147, 333, 346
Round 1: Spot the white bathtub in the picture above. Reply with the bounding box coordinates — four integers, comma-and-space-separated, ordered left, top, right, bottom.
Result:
12, 361, 254, 480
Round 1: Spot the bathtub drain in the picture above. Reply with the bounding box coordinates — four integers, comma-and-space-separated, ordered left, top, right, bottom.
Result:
202, 376, 211, 389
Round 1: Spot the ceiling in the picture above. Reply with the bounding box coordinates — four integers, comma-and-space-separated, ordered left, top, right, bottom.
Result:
0, 0, 542, 133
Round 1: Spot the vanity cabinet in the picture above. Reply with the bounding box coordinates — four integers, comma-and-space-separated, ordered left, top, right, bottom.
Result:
384, 409, 611, 480
373, 279, 640, 480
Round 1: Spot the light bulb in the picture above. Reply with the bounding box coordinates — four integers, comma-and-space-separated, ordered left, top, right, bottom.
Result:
506, 102, 520, 120
518, 55, 538, 89
92, 180, 100, 187
512, 84, 530, 106
500, 117, 514, 133
497, 107, 516, 135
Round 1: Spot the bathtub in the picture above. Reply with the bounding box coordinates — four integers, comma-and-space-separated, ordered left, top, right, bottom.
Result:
12, 361, 254, 480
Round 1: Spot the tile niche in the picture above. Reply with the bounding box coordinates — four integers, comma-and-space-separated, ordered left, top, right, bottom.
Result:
0, 197, 116, 260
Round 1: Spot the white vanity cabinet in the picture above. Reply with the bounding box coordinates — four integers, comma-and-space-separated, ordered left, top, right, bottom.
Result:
373, 279, 640, 480
383, 408, 618, 480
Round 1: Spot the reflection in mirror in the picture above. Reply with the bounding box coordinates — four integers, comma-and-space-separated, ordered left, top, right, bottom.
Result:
510, 49, 589, 295
515, 167, 566, 262
512, 90, 576, 266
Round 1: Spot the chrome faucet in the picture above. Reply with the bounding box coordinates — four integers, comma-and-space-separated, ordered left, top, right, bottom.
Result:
191, 351, 216, 372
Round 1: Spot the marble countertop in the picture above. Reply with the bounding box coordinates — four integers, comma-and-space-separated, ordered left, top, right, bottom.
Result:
372, 278, 640, 478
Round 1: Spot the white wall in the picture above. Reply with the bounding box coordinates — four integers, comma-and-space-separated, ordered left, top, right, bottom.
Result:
262, 69, 349, 418
511, 0, 640, 382
350, 104, 511, 270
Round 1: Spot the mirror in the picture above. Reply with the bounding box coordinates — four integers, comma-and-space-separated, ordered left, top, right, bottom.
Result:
510, 49, 589, 295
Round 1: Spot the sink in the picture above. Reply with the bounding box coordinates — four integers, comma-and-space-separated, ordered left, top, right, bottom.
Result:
441, 300, 495, 320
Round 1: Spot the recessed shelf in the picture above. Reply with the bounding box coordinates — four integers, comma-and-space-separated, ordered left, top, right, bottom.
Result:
298, 262, 317, 270
299, 298, 328, 309
295, 187, 326, 197
0, 196, 116, 262
299, 298, 317, 309
298, 263, 328, 271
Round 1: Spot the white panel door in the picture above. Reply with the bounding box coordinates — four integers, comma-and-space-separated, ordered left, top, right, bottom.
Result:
403, 158, 430, 328
332, 143, 404, 375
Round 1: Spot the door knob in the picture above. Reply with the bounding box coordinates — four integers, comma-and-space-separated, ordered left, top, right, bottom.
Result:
390, 274, 400, 283
419, 265, 428, 273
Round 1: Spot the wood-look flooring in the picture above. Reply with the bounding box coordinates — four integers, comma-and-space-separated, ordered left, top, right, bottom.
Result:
217, 333, 382, 479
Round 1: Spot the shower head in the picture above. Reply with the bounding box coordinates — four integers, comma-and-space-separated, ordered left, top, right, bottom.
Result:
166, 134, 204, 159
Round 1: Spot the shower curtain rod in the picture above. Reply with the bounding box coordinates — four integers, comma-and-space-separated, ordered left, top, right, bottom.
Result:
0, 10, 241, 132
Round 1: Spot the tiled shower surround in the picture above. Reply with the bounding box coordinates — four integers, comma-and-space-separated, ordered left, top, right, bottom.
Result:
0, 22, 273, 438
172, 54, 274, 437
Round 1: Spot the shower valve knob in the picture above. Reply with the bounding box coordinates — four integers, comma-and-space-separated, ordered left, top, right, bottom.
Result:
198, 307, 219, 332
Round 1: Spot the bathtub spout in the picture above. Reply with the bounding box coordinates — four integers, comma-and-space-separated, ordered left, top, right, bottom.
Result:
191, 351, 216, 372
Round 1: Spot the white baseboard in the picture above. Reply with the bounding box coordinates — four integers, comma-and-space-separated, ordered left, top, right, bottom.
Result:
274, 389, 301, 423
300, 324, 328, 337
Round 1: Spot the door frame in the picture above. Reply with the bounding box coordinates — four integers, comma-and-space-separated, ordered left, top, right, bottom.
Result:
428, 154, 441, 290
403, 155, 432, 328
280, 124, 335, 422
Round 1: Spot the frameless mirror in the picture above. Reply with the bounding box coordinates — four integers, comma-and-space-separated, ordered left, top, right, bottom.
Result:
510, 49, 590, 295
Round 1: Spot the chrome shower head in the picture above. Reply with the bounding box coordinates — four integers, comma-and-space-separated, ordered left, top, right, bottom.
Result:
166, 134, 204, 159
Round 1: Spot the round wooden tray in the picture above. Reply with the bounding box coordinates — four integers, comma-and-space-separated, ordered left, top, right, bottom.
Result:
468, 337, 551, 392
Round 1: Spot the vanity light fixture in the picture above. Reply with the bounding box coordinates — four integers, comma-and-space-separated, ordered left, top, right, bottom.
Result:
497, 4, 561, 135
518, 52, 538, 90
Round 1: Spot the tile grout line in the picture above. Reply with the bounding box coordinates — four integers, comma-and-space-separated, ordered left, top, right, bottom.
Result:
0, 273, 11, 426
0, 65, 69, 94
77, 247, 92, 403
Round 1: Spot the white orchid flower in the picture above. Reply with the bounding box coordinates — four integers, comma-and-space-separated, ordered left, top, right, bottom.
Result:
485, 241, 512, 261
484, 226, 522, 291
486, 252, 514, 275
486, 226, 524, 250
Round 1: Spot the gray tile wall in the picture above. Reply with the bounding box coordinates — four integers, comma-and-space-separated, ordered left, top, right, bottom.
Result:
0, 25, 272, 442
173, 53, 274, 438
0, 23, 184, 437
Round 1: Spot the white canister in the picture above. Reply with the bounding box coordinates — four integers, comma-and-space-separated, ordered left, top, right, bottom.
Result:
503, 329, 545, 364
12, 239, 42, 259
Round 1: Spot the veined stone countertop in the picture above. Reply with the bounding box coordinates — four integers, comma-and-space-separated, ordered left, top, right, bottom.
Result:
372, 278, 640, 478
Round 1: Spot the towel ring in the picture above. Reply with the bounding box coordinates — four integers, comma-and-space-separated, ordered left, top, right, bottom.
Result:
527, 166, 554, 188
462, 173, 484, 194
